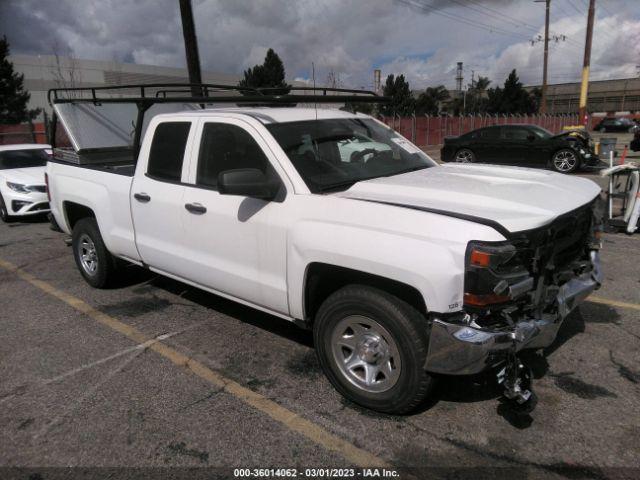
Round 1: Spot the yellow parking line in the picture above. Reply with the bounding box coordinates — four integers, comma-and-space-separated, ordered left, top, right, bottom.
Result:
588, 295, 640, 312
0, 258, 388, 467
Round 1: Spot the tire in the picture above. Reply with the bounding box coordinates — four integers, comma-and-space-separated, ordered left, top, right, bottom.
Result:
71, 217, 117, 288
0, 193, 14, 223
551, 148, 579, 174
313, 285, 434, 414
454, 148, 476, 163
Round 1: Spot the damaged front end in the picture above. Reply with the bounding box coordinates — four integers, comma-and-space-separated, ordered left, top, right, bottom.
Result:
425, 199, 604, 409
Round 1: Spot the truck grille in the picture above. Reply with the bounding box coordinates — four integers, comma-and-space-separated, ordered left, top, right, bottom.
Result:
514, 201, 594, 275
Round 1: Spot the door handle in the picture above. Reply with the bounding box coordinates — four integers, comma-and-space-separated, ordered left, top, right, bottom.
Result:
185, 202, 207, 214
134, 192, 151, 203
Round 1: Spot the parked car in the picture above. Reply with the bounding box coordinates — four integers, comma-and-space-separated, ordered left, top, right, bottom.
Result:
47, 89, 603, 414
593, 117, 639, 133
337, 133, 392, 162
441, 124, 600, 173
0, 144, 51, 222
631, 130, 640, 152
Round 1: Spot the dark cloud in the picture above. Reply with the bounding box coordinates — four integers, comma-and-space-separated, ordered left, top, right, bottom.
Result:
1, 0, 638, 88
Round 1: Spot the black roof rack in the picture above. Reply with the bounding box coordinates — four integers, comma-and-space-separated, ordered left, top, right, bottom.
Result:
47, 83, 388, 155
47, 83, 388, 106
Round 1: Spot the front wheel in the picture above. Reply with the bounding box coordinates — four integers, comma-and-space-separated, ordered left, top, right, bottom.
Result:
551, 149, 579, 174
0, 193, 14, 223
454, 148, 476, 163
313, 285, 434, 414
72, 218, 117, 288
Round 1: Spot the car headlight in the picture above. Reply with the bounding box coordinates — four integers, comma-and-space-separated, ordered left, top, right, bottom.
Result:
6, 182, 30, 193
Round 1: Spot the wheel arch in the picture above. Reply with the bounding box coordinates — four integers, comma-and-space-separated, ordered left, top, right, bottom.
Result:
63, 201, 96, 231
303, 262, 427, 323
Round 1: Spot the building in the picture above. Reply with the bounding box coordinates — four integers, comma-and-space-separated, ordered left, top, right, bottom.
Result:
9, 54, 243, 120
528, 77, 640, 114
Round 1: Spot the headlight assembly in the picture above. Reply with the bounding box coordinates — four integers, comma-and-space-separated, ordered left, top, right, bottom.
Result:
6, 182, 30, 193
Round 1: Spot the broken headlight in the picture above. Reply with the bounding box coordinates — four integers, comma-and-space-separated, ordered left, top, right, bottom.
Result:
464, 241, 532, 309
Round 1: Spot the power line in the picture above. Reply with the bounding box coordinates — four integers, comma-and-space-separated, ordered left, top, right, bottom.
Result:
451, 0, 542, 34
397, 0, 536, 42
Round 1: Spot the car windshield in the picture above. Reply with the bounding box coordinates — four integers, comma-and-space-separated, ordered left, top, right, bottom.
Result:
0, 149, 49, 170
266, 118, 436, 193
529, 125, 553, 139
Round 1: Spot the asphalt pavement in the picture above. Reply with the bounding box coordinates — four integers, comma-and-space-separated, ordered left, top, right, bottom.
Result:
0, 172, 639, 478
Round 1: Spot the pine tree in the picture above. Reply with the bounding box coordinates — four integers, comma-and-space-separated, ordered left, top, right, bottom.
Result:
238, 48, 290, 94
0, 36, 39, 124
381, 74, 415, 116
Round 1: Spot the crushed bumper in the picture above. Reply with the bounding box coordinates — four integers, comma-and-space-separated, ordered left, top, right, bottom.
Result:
425, 250, 602, 375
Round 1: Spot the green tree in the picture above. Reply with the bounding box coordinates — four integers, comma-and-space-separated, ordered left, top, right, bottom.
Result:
238, 48, 290, 94
464, 76, 491, 114
486, 69, 537, 114
0, 36, 39, 123
415, 85, 449, 115
380, 74, 414, 116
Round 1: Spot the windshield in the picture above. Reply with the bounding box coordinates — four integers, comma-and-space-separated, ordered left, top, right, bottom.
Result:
529, 125, 553, 139
0, 149, 49, 170
266, 118, 436, 193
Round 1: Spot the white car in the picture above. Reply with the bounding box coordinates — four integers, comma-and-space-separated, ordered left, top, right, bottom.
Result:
47, 93, 603, 414
0, 144, 51, 222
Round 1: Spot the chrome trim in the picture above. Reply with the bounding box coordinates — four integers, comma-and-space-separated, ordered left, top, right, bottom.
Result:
425, 251, 602, 375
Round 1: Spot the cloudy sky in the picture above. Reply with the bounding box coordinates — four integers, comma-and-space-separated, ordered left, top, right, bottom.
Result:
1, 0, 639, 90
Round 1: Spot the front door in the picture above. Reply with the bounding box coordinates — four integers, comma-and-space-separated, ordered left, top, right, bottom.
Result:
179, 118, 290, 315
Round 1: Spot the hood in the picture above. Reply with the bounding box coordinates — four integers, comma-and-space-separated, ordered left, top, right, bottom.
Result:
337, 164, 601, 234
1, 167, 46, 186
553, 131, 591, 144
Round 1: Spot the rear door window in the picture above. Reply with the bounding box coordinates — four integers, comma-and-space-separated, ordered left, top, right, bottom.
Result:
480, 127, 501, 139
147, 122, 192, 182
503, 127, 530, 140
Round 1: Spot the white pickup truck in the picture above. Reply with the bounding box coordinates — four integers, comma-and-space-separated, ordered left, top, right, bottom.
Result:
46, 87, 603, 414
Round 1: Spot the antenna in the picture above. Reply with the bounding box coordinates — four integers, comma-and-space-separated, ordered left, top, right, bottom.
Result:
312, 62, 317, 120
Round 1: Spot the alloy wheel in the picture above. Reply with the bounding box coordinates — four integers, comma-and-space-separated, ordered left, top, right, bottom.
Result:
330, 315, 401, 393
78, 234, 99, 275
553, 150, 578, 173
455, 149, 474, 163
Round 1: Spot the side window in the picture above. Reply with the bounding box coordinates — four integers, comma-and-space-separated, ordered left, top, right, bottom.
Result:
480, 127, 500, 139
147, 122, 191, 182
196, 123, 270, 189
504, 127, 529, 140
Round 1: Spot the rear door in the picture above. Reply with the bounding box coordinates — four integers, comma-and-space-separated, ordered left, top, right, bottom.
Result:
131, 120, 196, 275
499, 126, 530, 165
475, 126, 502, 163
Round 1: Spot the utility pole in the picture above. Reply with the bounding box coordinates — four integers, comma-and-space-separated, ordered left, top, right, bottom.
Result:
541, 0, 550, 113
579, 0, 596, 125
179, 0, 203, 96
533, 0, 550, 113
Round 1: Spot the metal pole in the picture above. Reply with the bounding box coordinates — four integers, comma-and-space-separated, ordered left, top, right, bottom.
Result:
539, 0, 550, 114
608, 150, 614, 219
579, 0, 596, 125
179, 0, 203, 97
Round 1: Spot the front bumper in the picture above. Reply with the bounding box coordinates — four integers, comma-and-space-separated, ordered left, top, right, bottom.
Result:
2, 189, 50, 216
425, 250, 602, 375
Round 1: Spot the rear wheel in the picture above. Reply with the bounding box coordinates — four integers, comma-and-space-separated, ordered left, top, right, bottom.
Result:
551, 149, 579, 174
72, 218, 117, 288
454, 148, 476, 163
0, 193, 14, 223
313, 285, 434, 414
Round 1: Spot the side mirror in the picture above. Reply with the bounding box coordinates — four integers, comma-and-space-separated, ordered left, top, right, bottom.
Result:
218, 168, 280, 201
527, 134, 536, 142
